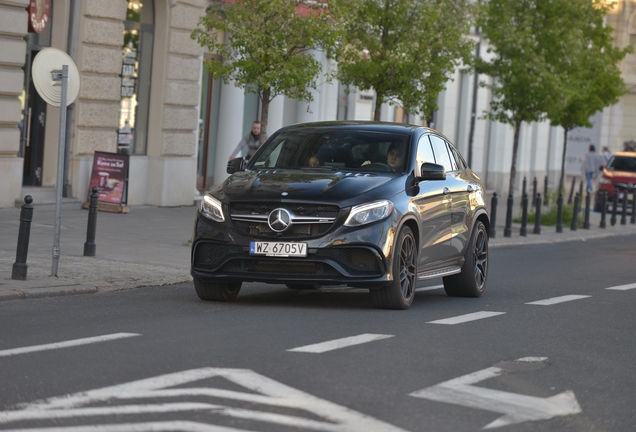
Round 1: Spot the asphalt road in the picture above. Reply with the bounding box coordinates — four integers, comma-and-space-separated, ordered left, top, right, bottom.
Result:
1, 234, 635, 432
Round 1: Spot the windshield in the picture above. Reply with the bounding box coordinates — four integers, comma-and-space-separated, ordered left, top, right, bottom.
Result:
249, 128, 410, 173
607, 156, 636, 173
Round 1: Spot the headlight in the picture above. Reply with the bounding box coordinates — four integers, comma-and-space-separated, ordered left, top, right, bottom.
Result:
344, 200, 394, 227
200, 195, 225, 222
599, 177, 611, 185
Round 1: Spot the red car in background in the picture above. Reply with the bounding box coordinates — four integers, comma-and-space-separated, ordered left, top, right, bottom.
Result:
595, 152, 636, 211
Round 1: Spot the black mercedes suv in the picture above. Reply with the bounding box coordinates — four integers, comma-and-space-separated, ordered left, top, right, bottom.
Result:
191, 121, 489, 309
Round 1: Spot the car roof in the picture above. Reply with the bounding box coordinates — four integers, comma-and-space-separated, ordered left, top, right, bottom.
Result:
613, 152, 636, 158
278, 121, 431, 135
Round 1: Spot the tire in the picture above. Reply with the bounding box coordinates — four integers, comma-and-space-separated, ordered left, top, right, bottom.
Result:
370, 226, 417, 310
286, 283, 321, 290
443, 221, 488, 297
193, 278, 241, 302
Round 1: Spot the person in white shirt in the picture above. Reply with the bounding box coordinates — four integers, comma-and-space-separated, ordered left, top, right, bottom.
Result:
581, 144, 599, 192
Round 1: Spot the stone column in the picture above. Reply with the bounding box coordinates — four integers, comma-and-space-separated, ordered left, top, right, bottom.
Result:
0, 0, 28, 208
72, 0, 126, 201
213, 79, 245, 187
267, 95, 285, 136
145, 0, 205, 206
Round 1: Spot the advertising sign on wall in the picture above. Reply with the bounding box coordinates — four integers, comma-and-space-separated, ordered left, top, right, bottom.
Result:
87, 151, 129, 205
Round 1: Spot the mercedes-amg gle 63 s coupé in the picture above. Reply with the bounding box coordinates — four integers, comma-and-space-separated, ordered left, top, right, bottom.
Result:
191, 121, 490, 309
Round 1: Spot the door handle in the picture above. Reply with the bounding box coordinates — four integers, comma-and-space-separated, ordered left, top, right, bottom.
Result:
443, 187, 450, 195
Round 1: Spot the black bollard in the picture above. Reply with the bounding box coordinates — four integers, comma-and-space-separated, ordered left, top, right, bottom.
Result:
583, 192, 591, 229
611, 191, 618, 226
504, 194, 513, 238
556, 193, 564, 233
631, 190, 636, 225
578, 180, 584, 201
522, 176, 527, 198
543, 176, 548, 206
600, 191, 607, 228
568, 177, 576, 204
490, 193, 498, 238
520, 193, 528, 236
621, 185, 628, 225
571, 193, 580, 231
12, 196, 34, 281
532, 176, 537, 207
533, 193, 542, 234
84, 186, 99, 256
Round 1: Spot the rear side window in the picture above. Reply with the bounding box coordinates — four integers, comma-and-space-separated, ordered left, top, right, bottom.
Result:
429, 135, 453, 172
446, 141, 465, 171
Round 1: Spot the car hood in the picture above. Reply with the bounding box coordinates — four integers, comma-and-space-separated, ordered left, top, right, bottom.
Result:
603, 169, 636, 184
216, 169, 399, 203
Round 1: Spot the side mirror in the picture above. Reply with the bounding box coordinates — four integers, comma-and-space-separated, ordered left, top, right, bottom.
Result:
227, 157, 245, 174
417, 162, 446, 181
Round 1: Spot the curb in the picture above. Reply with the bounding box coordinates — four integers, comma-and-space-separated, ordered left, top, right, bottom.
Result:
0, 284, 98, 302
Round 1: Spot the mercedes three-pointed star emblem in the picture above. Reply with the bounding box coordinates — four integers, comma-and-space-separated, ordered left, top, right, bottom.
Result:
268, 208, 292, 232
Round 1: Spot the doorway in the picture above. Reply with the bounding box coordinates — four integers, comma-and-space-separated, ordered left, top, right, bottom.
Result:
22, 50, 48, 186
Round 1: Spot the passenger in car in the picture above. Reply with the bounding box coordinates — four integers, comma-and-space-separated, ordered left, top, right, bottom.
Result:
307, 156, 320, 167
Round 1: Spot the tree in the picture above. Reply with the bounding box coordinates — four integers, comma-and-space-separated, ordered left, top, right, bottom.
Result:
192, 0, 340, 144
475, 0, 567, 199
545, 0, 631, 196
336, 0, 474, 122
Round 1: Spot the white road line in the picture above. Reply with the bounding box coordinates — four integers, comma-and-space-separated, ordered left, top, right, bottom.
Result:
415, 284, 444, 292
427, 311, 506, 325
287, 333, 394, 353
525, 295, 591, 306
605, 282, 636, 291
0, 333, 140, 358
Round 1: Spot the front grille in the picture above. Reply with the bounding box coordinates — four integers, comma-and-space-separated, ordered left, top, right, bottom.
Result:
218, 260, 340, 276
316, 248, 383, 275
193, 242, 244, 269
230, 202, 340, 238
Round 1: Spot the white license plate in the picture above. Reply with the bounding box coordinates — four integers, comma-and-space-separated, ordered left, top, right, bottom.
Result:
250, 241, 307, 257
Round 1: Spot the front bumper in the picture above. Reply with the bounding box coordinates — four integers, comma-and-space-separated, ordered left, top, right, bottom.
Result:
190, 213, 395, 287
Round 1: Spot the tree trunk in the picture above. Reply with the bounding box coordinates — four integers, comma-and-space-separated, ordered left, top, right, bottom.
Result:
507, 121, 522, 198
558, 128, 569, 196
374, 97, 382, 121
259, 87, 271, 145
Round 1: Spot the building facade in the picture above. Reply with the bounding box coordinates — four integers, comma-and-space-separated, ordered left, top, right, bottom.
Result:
0, 0, 635, 208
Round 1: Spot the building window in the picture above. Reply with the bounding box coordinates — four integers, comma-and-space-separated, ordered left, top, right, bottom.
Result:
118, 0, 154, 155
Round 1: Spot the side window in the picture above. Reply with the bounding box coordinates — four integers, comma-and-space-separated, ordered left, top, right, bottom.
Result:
429, 135, 453, 172
416, 135, 436, 175
448, 143, 467, 170
445, 142, 459, 171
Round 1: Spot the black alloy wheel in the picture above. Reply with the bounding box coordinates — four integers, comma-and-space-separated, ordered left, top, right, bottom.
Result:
370, 225, 417, 309
443, 220, 488, 297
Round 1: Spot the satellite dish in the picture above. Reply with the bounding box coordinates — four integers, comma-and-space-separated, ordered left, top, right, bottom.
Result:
31, 47, 80, 107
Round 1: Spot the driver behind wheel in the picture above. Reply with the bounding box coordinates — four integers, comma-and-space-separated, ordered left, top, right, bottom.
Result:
386, 143, 403, 170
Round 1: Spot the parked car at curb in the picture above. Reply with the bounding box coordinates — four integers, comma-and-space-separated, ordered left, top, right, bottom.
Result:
190, 121, 490, 309
595, 152, 636, 212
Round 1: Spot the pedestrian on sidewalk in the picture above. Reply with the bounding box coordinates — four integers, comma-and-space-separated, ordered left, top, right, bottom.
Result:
228, 121, 264, 160
599, 146, 611, 170
582, 144, 599, 193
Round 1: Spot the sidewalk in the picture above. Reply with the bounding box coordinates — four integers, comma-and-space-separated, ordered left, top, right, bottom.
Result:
1, 201, 635, 301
